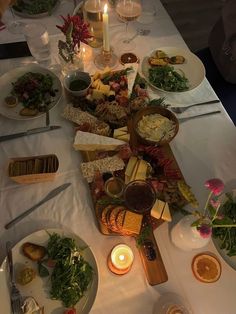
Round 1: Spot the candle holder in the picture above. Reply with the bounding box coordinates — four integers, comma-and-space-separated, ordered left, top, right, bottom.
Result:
94, 48, 118, 70
107, 244, 134, 275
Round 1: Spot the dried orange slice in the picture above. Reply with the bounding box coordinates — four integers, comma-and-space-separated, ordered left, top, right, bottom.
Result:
177, 180, 199, 208
192, 253, 221, 283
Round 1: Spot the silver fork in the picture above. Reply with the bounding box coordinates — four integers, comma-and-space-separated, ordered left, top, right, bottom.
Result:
170, 99, 220, 114
6, 242, 23, 314
125, 28, 150, 43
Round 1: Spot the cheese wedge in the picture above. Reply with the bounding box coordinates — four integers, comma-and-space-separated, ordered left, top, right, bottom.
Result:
116, 134, 130, 143
150, 199, 166, 219
162, 203, 172, 222
74, 130, 126, 151
130, 159, 140, 182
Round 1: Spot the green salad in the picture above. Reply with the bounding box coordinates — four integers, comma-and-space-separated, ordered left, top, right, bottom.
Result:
213, 193, 236, 257
46, 233, 93, 308
148, 65, 189, 92
13, 0, 58, 15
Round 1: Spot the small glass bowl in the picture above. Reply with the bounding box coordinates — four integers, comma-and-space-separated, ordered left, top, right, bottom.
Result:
104, 177, 125, 198
124, 180, 156, 214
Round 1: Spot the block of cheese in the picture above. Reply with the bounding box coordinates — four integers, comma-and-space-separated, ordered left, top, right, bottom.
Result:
74, 130, 126, 151
134, 159, 148, 181
115, 133, 130, 143
122, 210, 143, 235
162, 203, 172, 222
150, 199, 166, 219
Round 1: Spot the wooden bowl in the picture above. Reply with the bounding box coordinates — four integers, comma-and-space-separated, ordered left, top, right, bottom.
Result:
132, 106, 179, 146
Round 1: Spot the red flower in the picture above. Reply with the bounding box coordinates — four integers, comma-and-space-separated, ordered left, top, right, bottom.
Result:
197, 224, 212, 238
56, 15, 92, 49
205, 178, 224, 196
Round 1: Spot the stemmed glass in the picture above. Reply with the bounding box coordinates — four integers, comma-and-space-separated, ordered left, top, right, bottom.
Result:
115, 0, 142, 51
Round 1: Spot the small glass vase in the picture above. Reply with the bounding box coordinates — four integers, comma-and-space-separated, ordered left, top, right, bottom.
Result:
59, 51, 84, 76
170, 215, 211, 251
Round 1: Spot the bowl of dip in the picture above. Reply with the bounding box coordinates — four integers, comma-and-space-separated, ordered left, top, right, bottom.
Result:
124, 180, 156, 214
133, 106, 179, 146
63, 70, 91, 98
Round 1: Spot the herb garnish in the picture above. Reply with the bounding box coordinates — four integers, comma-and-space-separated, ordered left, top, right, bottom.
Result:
149, 65, 189, 92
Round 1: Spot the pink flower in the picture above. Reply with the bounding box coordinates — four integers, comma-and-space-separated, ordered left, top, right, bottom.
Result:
197, 224, 212, 238
205, 178, 224, 196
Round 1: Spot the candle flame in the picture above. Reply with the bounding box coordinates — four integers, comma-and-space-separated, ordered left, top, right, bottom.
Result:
119, 254, 125, 261
104, 3, 108, 13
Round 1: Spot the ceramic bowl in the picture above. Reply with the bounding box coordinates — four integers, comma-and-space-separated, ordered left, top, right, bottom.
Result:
63, 70, 91, 98
133, 106, 179, 146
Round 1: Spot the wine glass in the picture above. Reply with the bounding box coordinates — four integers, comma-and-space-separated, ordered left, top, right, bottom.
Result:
115, 0, 142, 51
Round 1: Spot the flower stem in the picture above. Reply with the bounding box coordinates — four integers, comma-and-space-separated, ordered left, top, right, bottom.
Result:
213, 224, 236, 228
203, 191, 213, 216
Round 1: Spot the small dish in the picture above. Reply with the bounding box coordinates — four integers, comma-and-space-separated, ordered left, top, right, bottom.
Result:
133, 106, 179, 146
104, 177, 125, 198
63, 70, 91, 98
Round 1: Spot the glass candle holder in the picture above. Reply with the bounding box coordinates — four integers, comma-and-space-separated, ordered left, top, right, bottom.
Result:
107, 244, 134, 275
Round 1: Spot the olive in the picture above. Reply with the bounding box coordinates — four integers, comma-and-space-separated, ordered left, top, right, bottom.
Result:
108, 95, 116, 102
143, 241, 157, 261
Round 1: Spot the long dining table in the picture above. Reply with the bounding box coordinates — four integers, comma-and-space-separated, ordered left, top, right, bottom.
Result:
0, 1, 236, 313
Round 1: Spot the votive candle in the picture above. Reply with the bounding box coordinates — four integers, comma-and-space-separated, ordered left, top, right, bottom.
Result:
108, 244, 134, 275
103, 4, 110, 52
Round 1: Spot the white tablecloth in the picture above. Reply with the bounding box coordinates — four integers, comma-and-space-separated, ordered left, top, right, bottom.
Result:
0, 1, 236, 313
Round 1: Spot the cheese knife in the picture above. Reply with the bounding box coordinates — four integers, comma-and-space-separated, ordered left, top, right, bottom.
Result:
5, 183, 71, 229
0, 125, 61, 142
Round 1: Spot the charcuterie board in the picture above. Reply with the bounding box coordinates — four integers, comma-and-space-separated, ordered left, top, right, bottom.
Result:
64, 68, 196, 285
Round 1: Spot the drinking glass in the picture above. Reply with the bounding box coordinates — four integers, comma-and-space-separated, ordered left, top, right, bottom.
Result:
7, 6, 25, 34
137, 0, 157, 25
115, 0, 142, 51
24, 23, 51, 66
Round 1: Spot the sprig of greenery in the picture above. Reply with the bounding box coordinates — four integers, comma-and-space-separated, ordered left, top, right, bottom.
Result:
136, 225, 152, 247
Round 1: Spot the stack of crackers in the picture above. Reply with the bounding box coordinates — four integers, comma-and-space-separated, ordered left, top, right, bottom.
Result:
100, 205, 143, 236
8, 154, 59, 179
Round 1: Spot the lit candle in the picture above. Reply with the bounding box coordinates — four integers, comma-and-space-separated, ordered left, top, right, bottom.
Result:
110, 244, 134, 272
103, 3, 110, 52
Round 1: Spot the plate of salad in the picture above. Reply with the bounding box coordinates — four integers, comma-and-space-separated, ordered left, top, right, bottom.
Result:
212, 190, 236, 271
141, 46, 205, 93
12, 0, 60, 18
0, 229, 99, 314
0, 64, 62, 120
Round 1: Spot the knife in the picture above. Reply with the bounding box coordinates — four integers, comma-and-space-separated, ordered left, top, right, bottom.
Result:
0, 125, 61, 142
5, 183, 71, 229
178, 110, 221, 122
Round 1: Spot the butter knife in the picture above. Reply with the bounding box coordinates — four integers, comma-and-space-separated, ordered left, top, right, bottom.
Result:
0, 125, 61, 142
178, 110, 221, 122
5, 183, 71, 229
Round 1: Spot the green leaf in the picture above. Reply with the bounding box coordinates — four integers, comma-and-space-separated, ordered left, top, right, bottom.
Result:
38, 262, 49, 277
213, 217, 234, 225
149, 98, 166, 107
208, 204, 217, 218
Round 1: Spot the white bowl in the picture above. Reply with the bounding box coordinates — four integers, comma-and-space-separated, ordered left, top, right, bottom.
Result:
63, 70, 91, 97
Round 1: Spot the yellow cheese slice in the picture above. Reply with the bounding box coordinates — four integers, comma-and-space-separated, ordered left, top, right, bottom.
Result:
125, 156, 137, 179
118, 126, 128, 133
130, 159, 140, 182
134, 159, 147, 181
150, 199, 166, 219
73, 130, 126, 151
116, 134, 130, 143
161, 203, 172, 222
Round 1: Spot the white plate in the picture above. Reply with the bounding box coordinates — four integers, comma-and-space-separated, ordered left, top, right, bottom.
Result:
213, 190, 236, 271
0, 229, 99, 314
141, 46, 205, 93
12, 0, 60, 18
0, 64, 62, 120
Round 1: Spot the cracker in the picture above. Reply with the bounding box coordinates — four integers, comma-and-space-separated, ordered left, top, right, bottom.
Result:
107, 206, 123, 232
101, 205, 114, 226
115, 208, 126, 231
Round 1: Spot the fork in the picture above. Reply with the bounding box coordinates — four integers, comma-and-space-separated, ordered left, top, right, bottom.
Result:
125, 28, 150, 43
170, 100, 220, 114
6, 242, 23, 314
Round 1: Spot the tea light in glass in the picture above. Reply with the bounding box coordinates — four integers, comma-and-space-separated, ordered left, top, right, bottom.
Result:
108, 244, 134, 275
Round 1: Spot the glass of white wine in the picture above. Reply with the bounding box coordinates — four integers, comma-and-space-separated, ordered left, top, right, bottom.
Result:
115, 0, 142, 51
